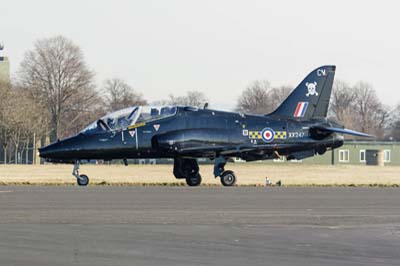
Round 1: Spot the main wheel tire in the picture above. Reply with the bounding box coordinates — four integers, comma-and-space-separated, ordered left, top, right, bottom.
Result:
220, 170, 236, 186
186, 173, 202, 186
77, 174, 89, 186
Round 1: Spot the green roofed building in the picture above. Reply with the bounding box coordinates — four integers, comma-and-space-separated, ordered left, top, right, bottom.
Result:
267, 141, 400, 166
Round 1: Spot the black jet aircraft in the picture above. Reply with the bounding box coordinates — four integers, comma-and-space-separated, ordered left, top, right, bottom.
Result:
39, 65, 372, 186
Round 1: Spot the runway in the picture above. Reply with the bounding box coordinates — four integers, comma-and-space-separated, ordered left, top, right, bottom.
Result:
1, 186, 400, 266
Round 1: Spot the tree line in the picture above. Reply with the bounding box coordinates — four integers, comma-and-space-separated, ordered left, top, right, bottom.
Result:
236, 79, 399, 140
0, 35, 399, 164
0, 36, 208, 163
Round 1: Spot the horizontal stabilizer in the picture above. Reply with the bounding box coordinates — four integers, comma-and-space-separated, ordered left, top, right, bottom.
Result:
315, 126, 374, 138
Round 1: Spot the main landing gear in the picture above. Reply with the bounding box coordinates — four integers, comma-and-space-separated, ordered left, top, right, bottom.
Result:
72, 161, 89, 186
173, 158, 202, 186
173, 157, 237, 187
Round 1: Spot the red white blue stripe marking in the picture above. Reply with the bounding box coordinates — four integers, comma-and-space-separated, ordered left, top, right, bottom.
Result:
294, 102, 308, 118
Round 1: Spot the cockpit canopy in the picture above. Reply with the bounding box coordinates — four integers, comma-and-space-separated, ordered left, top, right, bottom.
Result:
82, 106, 177, 133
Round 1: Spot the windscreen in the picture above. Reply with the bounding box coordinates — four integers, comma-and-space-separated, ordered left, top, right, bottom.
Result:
81, 106, 138, 133
81, 106, 177, 133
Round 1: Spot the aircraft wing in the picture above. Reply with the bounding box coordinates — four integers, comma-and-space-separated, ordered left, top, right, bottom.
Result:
313, 126, 374, 138
174, 143, 295, 159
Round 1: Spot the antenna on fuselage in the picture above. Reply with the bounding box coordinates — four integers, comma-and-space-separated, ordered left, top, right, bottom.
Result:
203, 103, 209, 109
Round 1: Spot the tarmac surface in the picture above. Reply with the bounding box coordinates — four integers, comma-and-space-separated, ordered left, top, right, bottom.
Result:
0, 186, 400, 266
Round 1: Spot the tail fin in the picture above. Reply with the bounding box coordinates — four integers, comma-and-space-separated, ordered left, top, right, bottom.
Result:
269, 65, 336, 119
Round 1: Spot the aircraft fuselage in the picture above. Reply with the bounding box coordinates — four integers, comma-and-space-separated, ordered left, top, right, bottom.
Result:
39, 107, 343, 162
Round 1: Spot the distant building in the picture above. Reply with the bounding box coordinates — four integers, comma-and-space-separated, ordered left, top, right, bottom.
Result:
268, 140, 399, 166
0, 56, 10, 82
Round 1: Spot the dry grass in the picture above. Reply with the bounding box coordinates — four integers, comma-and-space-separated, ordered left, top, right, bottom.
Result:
0, 163, 400, 186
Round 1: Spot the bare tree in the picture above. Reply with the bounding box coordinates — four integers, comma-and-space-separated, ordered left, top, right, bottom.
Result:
103, 78, 147, 112
387, 104, 400, 140
0, 80, 11, 163
0, 82, 44, 163
329, 80, 357, 129
330, 80, 389, 139
4, 91, 29, 163
269, 85, 292, 110
18, 35, 98, 142
353, 82, 389, 138
61, 98, 105, 138
236, 80, 291, 114
159, 90, 209, 108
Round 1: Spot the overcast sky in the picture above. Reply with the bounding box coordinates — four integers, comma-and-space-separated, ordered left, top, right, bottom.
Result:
1, 0, 399, 110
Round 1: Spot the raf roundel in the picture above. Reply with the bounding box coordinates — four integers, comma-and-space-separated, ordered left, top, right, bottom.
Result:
261, 128, 275, 142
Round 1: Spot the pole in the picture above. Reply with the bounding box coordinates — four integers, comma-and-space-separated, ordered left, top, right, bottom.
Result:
32, 133, 36, 165
26, 136, 29, 164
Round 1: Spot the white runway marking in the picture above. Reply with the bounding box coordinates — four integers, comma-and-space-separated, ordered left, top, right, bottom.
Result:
0, 190, 12, 193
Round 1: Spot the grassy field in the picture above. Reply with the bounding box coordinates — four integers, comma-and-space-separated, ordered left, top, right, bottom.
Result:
0, 163, 400, 186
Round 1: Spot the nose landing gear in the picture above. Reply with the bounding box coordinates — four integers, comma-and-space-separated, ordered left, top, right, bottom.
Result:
73, 161, 89, 186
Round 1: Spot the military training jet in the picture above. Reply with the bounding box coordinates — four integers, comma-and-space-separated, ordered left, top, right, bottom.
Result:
39, 65, 372, 186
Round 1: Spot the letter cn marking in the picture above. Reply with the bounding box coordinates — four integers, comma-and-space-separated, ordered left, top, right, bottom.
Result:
317, 69, 326, 76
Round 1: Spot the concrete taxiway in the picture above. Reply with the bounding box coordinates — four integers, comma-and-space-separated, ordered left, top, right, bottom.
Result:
0, 186, 400, 266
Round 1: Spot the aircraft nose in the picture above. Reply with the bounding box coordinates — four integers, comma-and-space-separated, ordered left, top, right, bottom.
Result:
39, 141, 63, 159
39, 136, 81, 163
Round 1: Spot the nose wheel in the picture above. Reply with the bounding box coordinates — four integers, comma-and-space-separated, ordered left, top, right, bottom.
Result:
77, 174, 89, 186
72, 161, 89, 186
